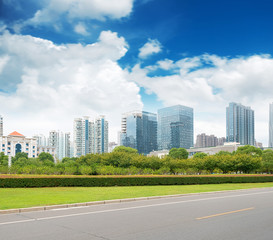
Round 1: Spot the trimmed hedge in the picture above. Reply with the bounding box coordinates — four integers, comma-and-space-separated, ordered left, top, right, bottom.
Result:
1, 175, 273, 188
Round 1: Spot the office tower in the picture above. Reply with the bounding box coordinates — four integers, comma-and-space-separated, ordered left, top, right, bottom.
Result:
121, 111, 157, 154
269, 103, 273, 148
0, 115, 3, 137
94, 116, 108, 153
226, 102, 254, 145
158, 105, 193, 150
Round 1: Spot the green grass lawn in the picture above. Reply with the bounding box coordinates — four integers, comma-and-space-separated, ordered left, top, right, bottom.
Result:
1, 182, 273, 210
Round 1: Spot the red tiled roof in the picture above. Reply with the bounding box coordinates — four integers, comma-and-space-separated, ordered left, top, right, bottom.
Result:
8, 131, 25, 137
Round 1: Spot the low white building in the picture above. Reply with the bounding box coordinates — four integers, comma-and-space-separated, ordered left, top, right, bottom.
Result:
148, 142, 241, 158
0, 131, 37, 158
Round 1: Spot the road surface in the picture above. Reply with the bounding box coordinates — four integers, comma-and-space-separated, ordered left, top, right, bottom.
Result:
1, 187, 273, 240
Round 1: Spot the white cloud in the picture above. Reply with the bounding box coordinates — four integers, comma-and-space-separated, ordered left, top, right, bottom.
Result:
131, 54, 273, 146
0, 30, 142, 141
26, 0, 134, 26
74, 22, 89, 35
138, 39, 162, 59
0, 56, 9, 74
156, 59, 175, 70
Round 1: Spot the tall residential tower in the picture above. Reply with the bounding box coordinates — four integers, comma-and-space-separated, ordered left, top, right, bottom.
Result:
73, 116, 108, 157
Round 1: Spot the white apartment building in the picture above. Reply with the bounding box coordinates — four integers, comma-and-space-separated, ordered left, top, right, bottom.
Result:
95, 116, 108, 154
33, 134, 48, 146
48, 130, 71, 160
73, 116, 108, 157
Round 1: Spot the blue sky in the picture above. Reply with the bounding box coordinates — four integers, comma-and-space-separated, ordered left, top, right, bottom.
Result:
1, 0, 273, 145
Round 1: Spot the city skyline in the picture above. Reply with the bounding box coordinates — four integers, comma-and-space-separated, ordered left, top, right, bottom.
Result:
1, 1, 273, 145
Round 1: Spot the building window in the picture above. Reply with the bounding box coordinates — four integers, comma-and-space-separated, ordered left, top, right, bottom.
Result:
2, 144, 4, 147
33, 155, 35, 158
8, 142, 11, 145
26, 143, 29, 146
26, 148, 29, 151
33, 146, 35, 149
8, 147, 10, 150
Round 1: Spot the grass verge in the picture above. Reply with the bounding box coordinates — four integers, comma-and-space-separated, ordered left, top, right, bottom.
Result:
1, 182, 273, 210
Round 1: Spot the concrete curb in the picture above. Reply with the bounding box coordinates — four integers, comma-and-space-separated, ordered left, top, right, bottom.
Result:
1, 187, 272, 215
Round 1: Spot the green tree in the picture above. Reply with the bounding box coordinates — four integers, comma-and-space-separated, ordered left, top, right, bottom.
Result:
215, 151, 232, 156
112, 146, 138, 154
203, 155, 218, 174
217, 154, 236, 173
261, 149, 273, 173
236, 145, 262, 157
0, 152, 8, 166
169, 148, 188, 159
234, 153, 262, 173
12, 152, 28, 164
193, 152, 208, 159
13, 157, 29, 167
38, 152, 54, 163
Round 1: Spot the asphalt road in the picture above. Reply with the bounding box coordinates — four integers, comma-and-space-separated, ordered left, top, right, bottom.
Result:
1, 188, 273, 240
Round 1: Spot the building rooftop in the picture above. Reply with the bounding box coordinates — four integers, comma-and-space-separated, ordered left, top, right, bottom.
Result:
8, 131, 25, 137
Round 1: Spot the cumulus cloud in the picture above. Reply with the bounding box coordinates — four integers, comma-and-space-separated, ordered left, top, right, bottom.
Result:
138, 39, 162, 59
131, 54, 273, 146
25, 0, 134, 26
0, 30, 142, 141
74, 22, 89, 35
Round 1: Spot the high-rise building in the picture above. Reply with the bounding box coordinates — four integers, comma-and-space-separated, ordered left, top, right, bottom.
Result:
33, 134, 48, 146
48, 130, 71, 160
73, 116, 108, 156
269, 103, 273, 148
121, 111, 157, 154
226, 102, 254, 145
49, 130, 58, 149
195, 133, 226, 148
73, 117, 93, 157
0, 115, 3, 137
94, 116, 108, 153
158, 105, 193, 150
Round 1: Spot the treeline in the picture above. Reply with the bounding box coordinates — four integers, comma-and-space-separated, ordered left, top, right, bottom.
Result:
1, 145, 273, 175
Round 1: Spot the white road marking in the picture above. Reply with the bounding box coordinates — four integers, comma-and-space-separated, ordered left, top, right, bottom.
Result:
0, 189, 272, 226
50, 206, 89, 211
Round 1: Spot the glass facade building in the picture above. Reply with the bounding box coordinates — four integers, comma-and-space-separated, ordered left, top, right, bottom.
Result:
269, 103, 273, 148
158, 105, 194, 150
121, 111, 157, 155
226, 102, 254, 145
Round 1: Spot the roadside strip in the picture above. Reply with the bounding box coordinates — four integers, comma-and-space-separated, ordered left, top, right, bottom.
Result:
0, 190, 272, 226
1, 187, 272, 215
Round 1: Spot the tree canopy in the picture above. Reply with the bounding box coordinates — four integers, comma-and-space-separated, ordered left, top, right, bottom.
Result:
169, 148, 188, 159
236, 145, 262, 156
112, 146, 138, 154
